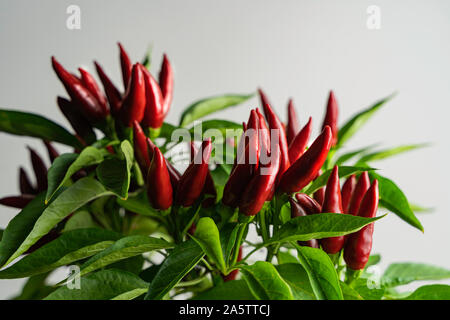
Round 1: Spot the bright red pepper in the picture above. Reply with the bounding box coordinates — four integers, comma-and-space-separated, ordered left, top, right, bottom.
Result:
341, 174, 356, 213
290, 197, 319, 248
313, 187, 325, 207
120, 64, 146, 127
239, 145, 281, 216
141, 65, 165, 129
52, 57, 107, 124
279, 126, 332, 194
320, 166, 345, 254
133, 121, 151, 174
176, 139, 212, 207
146, 147, 173, 210
256, 108, 270, 154
288, 116, 312, 164
190, 142, 217, 208
19, 167, 36, 195
347, 171, 370, 215
118, 42, 133, 90
94, 61, 122, 115
344, 180, 379, 270
322, 90, 339, 146
78, 68, 109, 116
159, 54, 173, 117
57, 97, 96, 145
286, 99, 300, 145
27, 147, 48, 192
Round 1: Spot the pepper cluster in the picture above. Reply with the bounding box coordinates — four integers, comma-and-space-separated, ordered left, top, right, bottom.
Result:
52, 43, 173, 146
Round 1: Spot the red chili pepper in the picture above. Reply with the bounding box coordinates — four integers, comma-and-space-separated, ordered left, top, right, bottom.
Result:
344, 180, 379, 270
223, 247, 243, 281
279, 126, 332, 194
190, 142, 217, 208
176, 139, 212, 207
146, 147, 173, 210
0, 194, 34, 209
141, 65, 165, 129
145, 137, 180, 189
43, 141, 59, 163
78, 68, 109, 116
288, 116, 312, 164
57, 97, 96, 144
118, 42, 133, 90
286, 99, 300, 145
341, 174, 356, 213
347, 171, 370, 215
27, 147, 48, 192
322, 90, 339, 146
320, 166, 345, 254
295, 193, 322, 214
239, 145, 281, 216
159, 54, 173, 117
313, 187, 325, 207
290, 198, 319, 248
120, 63, 146, 127
51, 57, 107, 124
19, 167, 36, 195
256, 108, 270, 154
94, 61, 122, 115
133, 121, 151, 174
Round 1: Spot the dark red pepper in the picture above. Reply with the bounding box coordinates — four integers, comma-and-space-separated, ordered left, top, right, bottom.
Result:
118, 42, 133, 91
43, 141, 59, 163
176, 139, 212, 207
279, 126, 332, 194
78, 68, 109, 116
341, 174, 356, 213
290, 198, 319, 248
141, 64, 165, 129
27, 147, 48, 192
190, 142, 216, 208
295, 193, 322, 214
239, 145, 281, 216
146, 147, 173, 210
347, 171, 370, 215
0, 194, 34, 209
320, 166, 345, 254
133, 121, 151, 174
19, 167, 36, 195
256, 108, 270, 154
313, 187, 325, 207
286, 99, 300, 145
344, 180, 379, 270
159, 54, 173, 117
52, 57, 107, 124
322, 90, 339, 146
94, 61, 122, 115
120, 63, 146, 127
288, 116, 312, 164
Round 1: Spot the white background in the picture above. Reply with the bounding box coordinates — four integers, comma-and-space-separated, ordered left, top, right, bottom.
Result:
0, 0, 449, 299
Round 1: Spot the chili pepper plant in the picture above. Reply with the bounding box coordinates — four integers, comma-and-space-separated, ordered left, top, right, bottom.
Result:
0, 44, 449, 301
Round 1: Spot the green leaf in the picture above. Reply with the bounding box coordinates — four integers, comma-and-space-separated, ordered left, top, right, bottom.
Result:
0, 109, 82, 148
44, 269, 148, 300
270, 213, 385, 244
116, 190, 160, 219
352, 278, 385, 300
77, 235, 173, 277
370, 172, 423, 231
0, 228, 122, 279
277, 251, 300, 265
239, 261, 293, 300
179, 93, 254, 127
381, 263, 450, 288
403, 284, 450, 300
62, 210, 98, 232
334, 144, 378, 166
304, 166, 376, 195
11, 272, 55, 300
366, 254, 381, 268
96, 140, 134, 198
0, 193, 47, 267
189, 119, 242, 141
6, 177, 114, 265
276, 263, 316, 300
340, 281, 364, 300
221, 223, 239, 265
355, 144, 427, 164
191, 217, 226, 273
145, 240, 204, 300
337, 93, 395, 148
46, 147, 105, 202
293, 244, 343, 300
158, 122, 178, 140
193, 280, 256, 300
